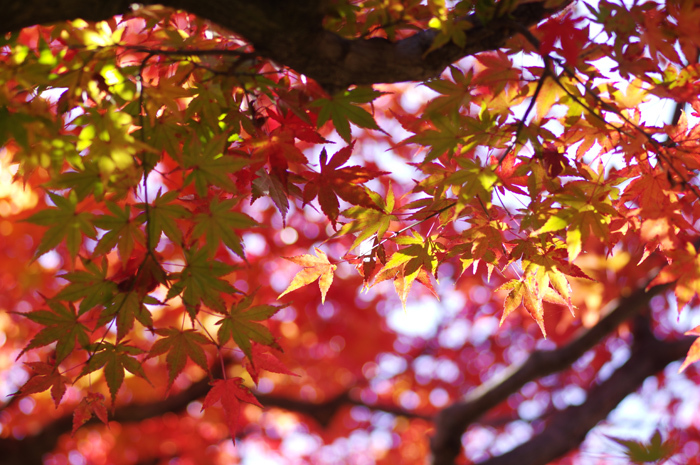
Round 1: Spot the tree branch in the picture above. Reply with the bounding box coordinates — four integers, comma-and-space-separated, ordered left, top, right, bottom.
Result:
430, 277, 674, 465
0, 0, 573, 91
476, 321, 694, 465
0, 373, 427, 465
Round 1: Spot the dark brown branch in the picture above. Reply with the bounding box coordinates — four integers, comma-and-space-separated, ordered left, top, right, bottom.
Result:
0, 0, 573, 91
0, 372, 427, 465
430, 277, 674, 465
476, 322, 694, 465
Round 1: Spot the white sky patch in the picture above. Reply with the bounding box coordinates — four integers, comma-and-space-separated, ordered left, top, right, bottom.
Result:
386, 297, 442, 338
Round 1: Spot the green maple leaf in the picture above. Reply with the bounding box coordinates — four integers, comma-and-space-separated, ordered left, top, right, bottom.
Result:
312, 87, 384, 143
608, 430, 675, 464
78, 342, 149, 404
138, 190, 191, 249
50, 161, 105, 201
403, 113, 463, 162
93, 202, 145, 264
216, 292, 285, 363
381, 231, 441, 277
192, 197, 258, 258
183, 134, 249, 196
422, 67, 473, 116
216, 293, 286, 362
18, 301, 90, 363
24, 190, 96, 259
375, 231, 443, 309
166, 245, 238, 318
444, 158, 499, 208
336, 186, 397, 252
147, 328, 212, 388
55, 257, 117, 315
99, 291, 156, 341
531, 180, 620, 261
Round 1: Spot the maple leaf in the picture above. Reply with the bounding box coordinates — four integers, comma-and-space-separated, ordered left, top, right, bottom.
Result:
302, 143, 388, 227
401, 112, 463, 162
49, 161, 105, 201
375, 231, 443, 309
472, 51, 521, 96
251, 168, 291, 225
183, 134, 249, 196
243, 344, 298, 385
92, 201, 145, 265
146, 328, 212, 389
311, 87, 385, 143
202, 377, 262, 440
215, 292, 285, 363
18, 301, 90, 363
647, 242, 700, 313
15, 362, 70, 408
267, 107, 326, 144
138, 190, 191, 249
496, 278, 547, 337
448, 214, 509, 280
24, 190, 96, 259
72, 392, 109, 435
98, 291, 155, 341
77, 342, 149, 404
422, 67, 474, 116
55, 257, 117, 315
607, 430, 675, 464
166, 245, 238, 318
278, 248, 337, 303
538, 12, 588, 65
192, 197, 258, 258
444, 157, 499, 209
335, 186, 397, 252
532, 179, 620, 261
679, 325, 700, 373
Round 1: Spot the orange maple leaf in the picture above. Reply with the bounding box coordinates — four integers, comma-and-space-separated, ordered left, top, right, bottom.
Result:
647, 241, 700, 313
278, 248, 336, 303
679, 325, 700, 373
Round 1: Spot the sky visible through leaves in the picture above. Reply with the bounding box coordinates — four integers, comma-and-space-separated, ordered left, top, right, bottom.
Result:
3, 0, 700, 463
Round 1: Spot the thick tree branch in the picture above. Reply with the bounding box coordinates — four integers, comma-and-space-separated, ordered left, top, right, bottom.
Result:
430, 277, 674, 465
0, 373, 427, 465
0, 0, 573, 91
476, 321, 694, 465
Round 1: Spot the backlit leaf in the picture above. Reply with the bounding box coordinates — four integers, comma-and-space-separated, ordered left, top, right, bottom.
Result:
278, 248, 336, 303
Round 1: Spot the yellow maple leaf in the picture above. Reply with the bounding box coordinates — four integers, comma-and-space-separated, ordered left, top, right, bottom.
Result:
278, 248, 336, 303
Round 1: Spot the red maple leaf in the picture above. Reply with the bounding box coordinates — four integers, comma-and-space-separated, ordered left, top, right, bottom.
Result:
202, 378, 263, 440
302, 143, 388, 226
244, 343, 299, 385
16, 361, 70, 408
72, 392, 109, 435
538, 13, 588, 65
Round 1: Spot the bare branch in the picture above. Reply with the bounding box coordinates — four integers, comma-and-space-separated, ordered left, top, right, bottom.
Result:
0, 371, 427, 465
430, 277, 674, 465
476, 321, 693, 465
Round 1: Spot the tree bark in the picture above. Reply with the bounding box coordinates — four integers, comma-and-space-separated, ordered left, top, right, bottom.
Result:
0, 0, 573, 91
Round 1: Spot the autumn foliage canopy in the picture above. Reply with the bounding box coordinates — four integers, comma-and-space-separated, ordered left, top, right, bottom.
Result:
2, 0, 700, 464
